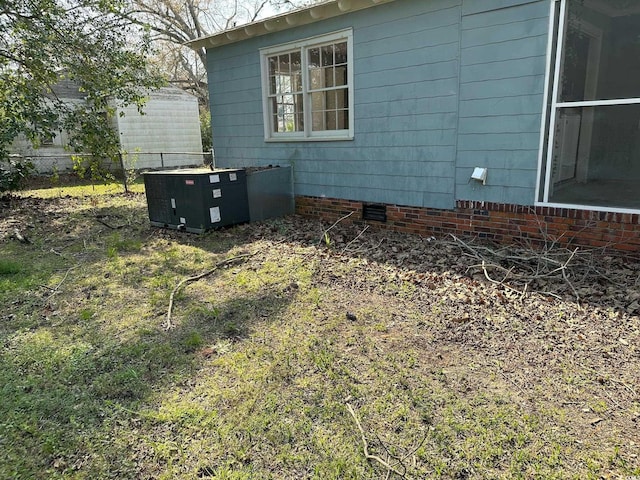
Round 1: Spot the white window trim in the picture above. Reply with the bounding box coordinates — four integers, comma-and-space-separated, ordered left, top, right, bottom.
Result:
260, 28, 354, 142
535, 0, 640, 213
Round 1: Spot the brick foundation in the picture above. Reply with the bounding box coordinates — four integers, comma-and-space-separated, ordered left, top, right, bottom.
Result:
295, 196, 640, 252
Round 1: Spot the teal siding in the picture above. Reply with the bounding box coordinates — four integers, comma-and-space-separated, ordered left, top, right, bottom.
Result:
207, 0, 550, 210
208, 0, 462, 210
456, 0, 548, 205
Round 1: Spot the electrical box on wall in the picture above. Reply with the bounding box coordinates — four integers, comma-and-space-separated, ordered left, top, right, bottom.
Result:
143, 168, 249, 233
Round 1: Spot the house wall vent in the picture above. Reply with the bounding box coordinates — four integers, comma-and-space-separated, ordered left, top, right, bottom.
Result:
362, 203, 387, 222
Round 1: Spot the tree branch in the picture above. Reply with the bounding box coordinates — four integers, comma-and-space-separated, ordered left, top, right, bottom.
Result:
165, 253, 255, 330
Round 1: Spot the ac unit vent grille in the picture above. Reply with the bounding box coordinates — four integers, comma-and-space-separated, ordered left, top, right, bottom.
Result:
362, 203, 387, 222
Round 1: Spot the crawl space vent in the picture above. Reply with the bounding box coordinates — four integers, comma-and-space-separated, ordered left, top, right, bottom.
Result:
362, 203, 387, 222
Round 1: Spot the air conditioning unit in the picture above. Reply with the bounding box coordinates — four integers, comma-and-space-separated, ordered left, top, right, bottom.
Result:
143, 168, 249, 233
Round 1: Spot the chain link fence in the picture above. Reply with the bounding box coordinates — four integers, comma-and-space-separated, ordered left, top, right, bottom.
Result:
13, 151, 214, 175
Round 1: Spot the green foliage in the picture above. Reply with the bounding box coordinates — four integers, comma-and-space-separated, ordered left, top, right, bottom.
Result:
0, 0, 165, 183
183, 331, 204, 352
0, 155, 33, 193
121, 151, 140, 187
0, 258, 22, 275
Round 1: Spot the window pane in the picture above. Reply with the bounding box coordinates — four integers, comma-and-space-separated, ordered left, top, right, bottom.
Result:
309, 68, 323, 90
549, 104, 640, 209
336, 88, 347, 109
278, 54, 290, 74
312, 111, 324, 131
338, 109, 348, 130
271, 91, 303, 133
335, 65, 347, 87
311, 91, 324, 112
334, 42, 347, 65
327, 110, 337, 130
308, 47, 320, 68
294, 93, 303, 116
291, 52, 302, 92
321, 45, 334, 67
282, 114, 296, 132
324, 67, 334, 88
560, 1, 640, 102
282, 94, 294, 113
268, 56, 277, 76
326, 90, 336, 109
290, 51, 301, 71
269, 76, 277, 95
292, 71, 302, 92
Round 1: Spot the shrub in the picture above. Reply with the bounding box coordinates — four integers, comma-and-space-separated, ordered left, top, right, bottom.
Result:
0, 156, 33, 193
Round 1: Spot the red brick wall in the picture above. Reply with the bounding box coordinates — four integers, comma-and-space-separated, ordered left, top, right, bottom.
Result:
295, 196, 640, 252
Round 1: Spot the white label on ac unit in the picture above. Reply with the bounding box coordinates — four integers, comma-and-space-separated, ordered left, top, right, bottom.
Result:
171, 198, 176, 208
212, 189, 222, 198
179, 217, 186, 224
229, 172, 237, 181
209, 174, 220, 183
209, 206, 221, 223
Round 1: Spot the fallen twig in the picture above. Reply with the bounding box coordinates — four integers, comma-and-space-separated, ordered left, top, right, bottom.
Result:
352, 236, 385, 255
14, 228, 31, 244
45, 266, 78, 302
346, 403, 406, 478
165, 253, 254, 330
319, 211, 355, 245
451, 233, 589, 302
342, 225, 370, 253
559, 247, 580, 302
95, 216, 127, 229
479, 260, 525, 297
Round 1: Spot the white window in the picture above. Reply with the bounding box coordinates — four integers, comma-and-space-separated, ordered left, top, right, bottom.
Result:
538, 0, 640, 212
260, 29, 354, 141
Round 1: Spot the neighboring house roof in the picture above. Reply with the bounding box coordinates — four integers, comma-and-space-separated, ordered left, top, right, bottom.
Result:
186, 0, 396, 51
151, 85, 199, 101
49, 80, 197, 103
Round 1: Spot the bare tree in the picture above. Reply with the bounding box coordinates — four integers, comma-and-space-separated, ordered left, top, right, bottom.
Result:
126, 0, 316, 105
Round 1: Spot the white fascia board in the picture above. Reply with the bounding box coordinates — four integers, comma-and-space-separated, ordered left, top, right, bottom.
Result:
186, 0, 396, 51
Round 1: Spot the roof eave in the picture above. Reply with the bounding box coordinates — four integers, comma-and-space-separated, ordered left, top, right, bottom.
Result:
186, 0, 396, 51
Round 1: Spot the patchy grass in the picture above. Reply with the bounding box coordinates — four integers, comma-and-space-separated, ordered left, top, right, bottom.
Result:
0, 185, 639, 479
19, 175, 145, 198
0, 258, 22, 275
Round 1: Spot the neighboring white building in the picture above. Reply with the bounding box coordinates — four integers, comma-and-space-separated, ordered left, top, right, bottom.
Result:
115, 86, 204, 170
12, 82, 204, 173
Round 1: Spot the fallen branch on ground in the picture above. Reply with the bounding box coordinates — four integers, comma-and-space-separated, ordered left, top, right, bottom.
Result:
450, 234, 589, 302
165, 253, 254, 330
342, 225, 370, 253
346, 403, 406, 478
94, 215, 127, 229
319, 211, 355, 246
13, 228, 31, 244
45, 265, 79, 302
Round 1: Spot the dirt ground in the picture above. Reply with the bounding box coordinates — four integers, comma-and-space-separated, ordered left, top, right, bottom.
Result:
1, 190, 639, 477
253, 214, 640, 451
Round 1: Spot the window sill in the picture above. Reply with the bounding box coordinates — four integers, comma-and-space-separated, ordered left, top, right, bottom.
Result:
264, 135, 354, 143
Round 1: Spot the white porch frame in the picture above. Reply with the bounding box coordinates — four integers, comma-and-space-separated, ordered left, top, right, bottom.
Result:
535, 0, 640, 214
